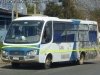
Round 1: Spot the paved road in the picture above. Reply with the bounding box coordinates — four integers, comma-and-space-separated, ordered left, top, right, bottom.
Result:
0, 58, 100, 75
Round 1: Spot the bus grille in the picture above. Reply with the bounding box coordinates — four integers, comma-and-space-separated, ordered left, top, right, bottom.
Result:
9, 51, 24, 55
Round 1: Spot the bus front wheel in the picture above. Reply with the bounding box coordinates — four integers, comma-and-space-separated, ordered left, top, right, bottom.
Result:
42, 56, 51, 69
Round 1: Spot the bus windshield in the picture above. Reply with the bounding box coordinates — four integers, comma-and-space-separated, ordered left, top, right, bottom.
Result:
4, 20, 44, 44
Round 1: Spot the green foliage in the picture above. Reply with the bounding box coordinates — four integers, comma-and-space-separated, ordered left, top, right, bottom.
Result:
24, 0, 40, 14
44, 0, 85, 19
90, 9, 100, 20
27, 4, 34, 14
44, 2, 63, 18
90, 8, 100, 31
0, 42, 2, 54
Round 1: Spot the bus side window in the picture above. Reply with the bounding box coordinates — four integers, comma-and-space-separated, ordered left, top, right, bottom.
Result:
41, 21, 52, 44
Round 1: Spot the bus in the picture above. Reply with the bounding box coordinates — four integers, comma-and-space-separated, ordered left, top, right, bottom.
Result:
1, 16, 99, 69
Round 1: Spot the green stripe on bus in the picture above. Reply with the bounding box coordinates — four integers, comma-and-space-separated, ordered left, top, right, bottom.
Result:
40, 48, 99, 54
2, 46, 98, 54
2, 46, 40, 49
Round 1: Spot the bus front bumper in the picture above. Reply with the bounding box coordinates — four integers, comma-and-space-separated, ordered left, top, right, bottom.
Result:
1, 55, 39, 63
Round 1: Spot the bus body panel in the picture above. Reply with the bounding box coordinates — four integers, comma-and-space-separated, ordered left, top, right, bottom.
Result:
39, 42, 80, 63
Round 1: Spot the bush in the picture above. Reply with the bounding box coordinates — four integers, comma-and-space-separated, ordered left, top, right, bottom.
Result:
0, 42, 2, 54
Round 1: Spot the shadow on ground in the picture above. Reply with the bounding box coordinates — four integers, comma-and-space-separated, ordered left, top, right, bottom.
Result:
0, 61, 96, 70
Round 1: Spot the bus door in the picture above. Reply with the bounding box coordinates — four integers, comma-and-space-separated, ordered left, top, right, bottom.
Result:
41, 21, 52, 49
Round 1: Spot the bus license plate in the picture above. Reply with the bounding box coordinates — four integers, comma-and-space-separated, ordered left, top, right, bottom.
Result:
13, 57, 19, 60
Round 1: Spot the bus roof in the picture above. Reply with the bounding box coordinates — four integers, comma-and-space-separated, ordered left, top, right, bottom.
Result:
14, 16, 59, 21
13, 16, 73, 23
68, 19, 97, 25
13, 16, 98, 25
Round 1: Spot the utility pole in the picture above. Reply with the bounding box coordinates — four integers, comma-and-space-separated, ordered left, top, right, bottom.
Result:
15, 0, 18, 18
34, 3, 36, 14
12, 3, 14, 21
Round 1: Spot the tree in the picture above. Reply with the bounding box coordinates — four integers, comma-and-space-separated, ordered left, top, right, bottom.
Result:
59, 0, 85, 19
23, 0, 34, 14
44, 0, 85, 19
90, 8, 100, 31
75, 0, 100, 31
24, 0, 42, 14
44, 2, 63, 18
27, 4, 34, 14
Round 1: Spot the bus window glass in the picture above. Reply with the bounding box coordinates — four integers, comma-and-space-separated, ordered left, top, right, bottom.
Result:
0, 21, 5, 30
53, 30, 66, 42
89, 31, 97, 42
79, 31, 89, 41
4, 20, 44, 44
66, 31, 78, 42
54, 23, 65, 30
89, 25, 97, 31
78, 24, 88, 30
53, 22, 66, 42
66, 22, 76, 30
42, 21, 52, 44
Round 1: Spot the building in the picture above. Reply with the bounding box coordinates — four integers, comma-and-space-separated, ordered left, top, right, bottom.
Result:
0, 2, 27, 15
0, 2, 27, 42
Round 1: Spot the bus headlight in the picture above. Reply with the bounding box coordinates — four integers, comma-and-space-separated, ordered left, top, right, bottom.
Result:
27, 50, 37, 56
2, 50, 8, 56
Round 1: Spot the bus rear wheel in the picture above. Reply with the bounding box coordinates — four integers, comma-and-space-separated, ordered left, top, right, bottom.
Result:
11, 62, 20, 68
42, 56, 51, 69
78, 53, 85, 65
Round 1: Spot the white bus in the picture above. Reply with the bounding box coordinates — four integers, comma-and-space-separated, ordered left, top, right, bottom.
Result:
1, 16, 99, 69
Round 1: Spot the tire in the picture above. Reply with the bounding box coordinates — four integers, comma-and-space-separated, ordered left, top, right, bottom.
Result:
11, 63, 20, 68
72, 60, 78, 65
78, 54, 85, 65
42, 56, 51, 69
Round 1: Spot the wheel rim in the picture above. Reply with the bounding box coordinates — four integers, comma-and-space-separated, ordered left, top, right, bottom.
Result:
45, 58, 50, 69
80, 55, 84, 64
